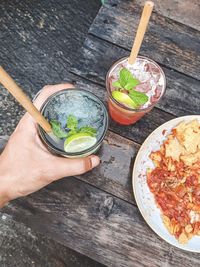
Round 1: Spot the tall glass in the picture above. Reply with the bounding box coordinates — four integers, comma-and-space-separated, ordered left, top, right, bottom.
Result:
106, 56, 166, 125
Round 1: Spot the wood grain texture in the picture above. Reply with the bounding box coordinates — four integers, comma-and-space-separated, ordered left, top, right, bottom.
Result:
71, 35, 200, 117
90, 0, 200, 80
106, 0, 200, 31
0, 212, 104, 267
3, 177, 200, 267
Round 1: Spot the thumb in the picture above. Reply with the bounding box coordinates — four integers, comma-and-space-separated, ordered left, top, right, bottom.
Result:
49, 155, 100, 179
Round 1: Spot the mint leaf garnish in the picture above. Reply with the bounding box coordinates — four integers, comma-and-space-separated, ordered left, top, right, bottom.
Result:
112, 81, 122, 88
50, 120, 68, 138
66, 115, 97, 137
51, 115, 97, 141
111, 67, 149, 108
66, 114, 78, 130
78, 126, 97, 137
112, 68, 140, 91
129, 89, 149, 107
124, 79, 140, 90
119, 68, 134, 88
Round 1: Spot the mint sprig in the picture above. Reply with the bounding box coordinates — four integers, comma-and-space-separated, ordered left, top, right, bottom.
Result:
50, 120, 68, 138
129, 89, 149, 108
78, 126, 97, 137
112, 68, 140, 90
112, 81, 122, 89
112, 67, 148, 108
66, 115, 78, 131
50, 115, 97, 139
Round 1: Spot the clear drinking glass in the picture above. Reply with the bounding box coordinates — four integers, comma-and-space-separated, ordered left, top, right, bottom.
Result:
106, 56, 166, 125
38, 89, 108, 158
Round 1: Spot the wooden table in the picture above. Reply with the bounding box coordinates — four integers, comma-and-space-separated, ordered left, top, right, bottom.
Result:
2, 0, 200, 266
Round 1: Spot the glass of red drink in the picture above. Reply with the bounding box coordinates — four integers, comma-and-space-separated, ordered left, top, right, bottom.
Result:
106, 56, 166, 125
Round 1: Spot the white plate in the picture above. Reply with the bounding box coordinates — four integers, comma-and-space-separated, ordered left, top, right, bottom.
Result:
132, 115, 200, 252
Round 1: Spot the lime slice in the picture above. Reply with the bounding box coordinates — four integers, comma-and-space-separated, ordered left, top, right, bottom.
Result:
112, 90, 137, 108
64, 132, 97, 153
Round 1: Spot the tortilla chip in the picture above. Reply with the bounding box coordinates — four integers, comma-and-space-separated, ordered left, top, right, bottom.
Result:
165, 138, 185, 161
181, 150, 200, 166
175, 120, 200, 154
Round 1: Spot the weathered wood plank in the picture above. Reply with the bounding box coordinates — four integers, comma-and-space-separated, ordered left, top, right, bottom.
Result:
106, 0, 200, 31
90, 0, 200, 80
0, 0, 100, 79
71, 35, 200, 117
0, 211, 104, 267
3, 177, 200, 267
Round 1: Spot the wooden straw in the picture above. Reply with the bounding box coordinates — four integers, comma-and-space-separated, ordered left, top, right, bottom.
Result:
128, 1, 154, 65
0, 66, 52, 133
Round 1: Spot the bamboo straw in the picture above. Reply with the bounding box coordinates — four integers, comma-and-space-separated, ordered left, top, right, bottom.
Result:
128, 1, 154, 65
0, 66, 52, 133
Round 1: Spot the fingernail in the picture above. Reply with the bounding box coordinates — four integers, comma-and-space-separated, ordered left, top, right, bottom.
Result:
91, 156, 100, 168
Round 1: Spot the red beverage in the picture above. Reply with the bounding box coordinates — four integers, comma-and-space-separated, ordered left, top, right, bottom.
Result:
106, 56, 166, 125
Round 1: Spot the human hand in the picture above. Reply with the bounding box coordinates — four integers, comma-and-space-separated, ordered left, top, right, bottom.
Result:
0, 84, 100, 207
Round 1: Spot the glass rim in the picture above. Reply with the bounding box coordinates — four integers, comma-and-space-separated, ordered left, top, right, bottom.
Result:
105, 55, 167, 112
38, 88, 109, 157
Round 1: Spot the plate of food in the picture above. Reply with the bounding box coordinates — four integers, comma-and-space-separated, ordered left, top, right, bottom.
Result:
132, 115, 200, 252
